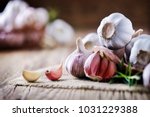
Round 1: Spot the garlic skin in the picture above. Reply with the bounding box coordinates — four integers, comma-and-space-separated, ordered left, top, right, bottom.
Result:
65, 38, 91, 78
82, 33, 103, 51
143, 63, 150, 87
129, 34, 150, 70
84, 49, 117, 81
97, 12, 135, 50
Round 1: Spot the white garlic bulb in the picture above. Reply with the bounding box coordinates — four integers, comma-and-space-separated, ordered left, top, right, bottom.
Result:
97, 12, 135, 50
125, 29, 143, 61
1, 0, 28, 32
46, 19, 75, 45
65, 38, 91, 78
129, 34, 150, 70
15, 8, 36, 29
0, 0, 48, 31
82, 32, 103, 51
34, 8, 49, 29
143, 63, 150, 87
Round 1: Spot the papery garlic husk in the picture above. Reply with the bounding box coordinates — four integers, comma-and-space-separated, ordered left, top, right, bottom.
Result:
143, 63, 150, 87
65, 38, 91, 78
129, 34, 150, 70
97, 12, 135, 50
82, 33, 103, 52
125, 29, 143, 61
84, 47, 117, 81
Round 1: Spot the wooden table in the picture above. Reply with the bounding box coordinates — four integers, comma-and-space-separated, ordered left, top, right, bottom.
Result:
0, 30, 150, 100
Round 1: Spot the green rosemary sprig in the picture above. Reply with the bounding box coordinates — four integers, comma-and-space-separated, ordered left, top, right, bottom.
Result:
110, 60, 141, 86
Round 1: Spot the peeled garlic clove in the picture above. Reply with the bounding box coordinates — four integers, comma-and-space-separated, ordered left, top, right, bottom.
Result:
129, 34, 150, 70
22, 70, 41, 82
97, 12, 135, 50
82, 33, 103, 52
84, 49, 117, 81
45, 64, 62, 81
143, 63, 150, 87
65, 38, 91, 78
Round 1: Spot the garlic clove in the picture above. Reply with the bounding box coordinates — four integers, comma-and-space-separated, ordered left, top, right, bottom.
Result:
45, 64, 62, 81
22, 70, 41, 82
143, 63, 150, 87
93, 46, 120, 64
96, 57, 109, 78
65, 38, 91, 78
103, 61, 116, 79
84, 52, 101, 80
97, 12, 135, 50
84, 48, 117, 81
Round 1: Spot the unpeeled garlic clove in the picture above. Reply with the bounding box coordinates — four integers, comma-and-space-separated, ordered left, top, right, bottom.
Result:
143, 63, 150, 87
97, 12, 135, 50
45, 64, 62, 81
22, 70, 41, 82
65, 38, 91, 78
84, 48, 117, 81
93, 46, 120, 64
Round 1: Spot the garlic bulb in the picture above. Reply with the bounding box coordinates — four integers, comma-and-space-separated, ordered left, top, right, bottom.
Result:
65, 38, 91, 78
97, 12, 135, 50
129, 34, 150, 70
0, 0, 48, 31
82, 32, 103, 52
143, 63, 150, 87
46, 19, 75, 45
0, 0, 28, 32
84, 47, 117, 81
125, 29, 143, 61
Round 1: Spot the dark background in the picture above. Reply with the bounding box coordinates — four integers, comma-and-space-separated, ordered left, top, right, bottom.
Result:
1, 0, 150, 30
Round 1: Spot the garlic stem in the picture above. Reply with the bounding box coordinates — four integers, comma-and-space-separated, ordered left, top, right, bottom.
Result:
76, 38, 89, 54
102, 23, 115, 39
132, 29, 143, 38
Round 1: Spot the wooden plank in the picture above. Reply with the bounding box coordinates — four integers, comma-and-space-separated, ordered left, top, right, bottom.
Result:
0, 47, 150, 100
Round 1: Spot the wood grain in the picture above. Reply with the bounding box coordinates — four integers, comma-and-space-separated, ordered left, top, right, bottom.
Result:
0, 47, 150, 100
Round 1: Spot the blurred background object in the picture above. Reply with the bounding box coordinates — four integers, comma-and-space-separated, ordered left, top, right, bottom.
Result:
0, 0, 150, 49
22, 0, 150, 30
1, 0, 150, 30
